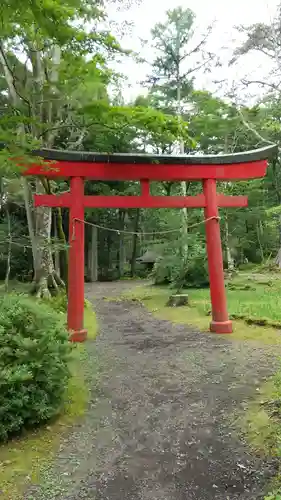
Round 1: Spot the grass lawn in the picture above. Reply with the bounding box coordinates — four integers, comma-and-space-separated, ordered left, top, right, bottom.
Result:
123, 271, 281, 345
0, 302, 97, 499
190, 273, 281, 325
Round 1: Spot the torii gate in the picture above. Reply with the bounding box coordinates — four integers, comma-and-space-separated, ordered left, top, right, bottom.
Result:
24, 145, 277, 342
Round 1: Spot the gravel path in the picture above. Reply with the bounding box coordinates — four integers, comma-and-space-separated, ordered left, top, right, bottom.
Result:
25, 282, 278, 500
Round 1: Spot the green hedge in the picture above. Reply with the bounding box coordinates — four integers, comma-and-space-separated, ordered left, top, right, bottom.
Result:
0, 294, 72, 441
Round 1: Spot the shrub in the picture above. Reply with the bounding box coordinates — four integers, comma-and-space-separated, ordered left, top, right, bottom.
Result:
44, 291, 68, 313
151, 242, 209, 290
184, 255, 209, 288
264, 490, 281, 500
42, 292, 91, 313
0, 294, 72, 441
151, 254, 175, 285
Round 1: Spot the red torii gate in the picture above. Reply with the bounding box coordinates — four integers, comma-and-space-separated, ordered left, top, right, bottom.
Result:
24, 145, 277, 341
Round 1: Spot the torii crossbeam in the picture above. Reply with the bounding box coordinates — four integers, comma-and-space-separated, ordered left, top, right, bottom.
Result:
24, 145, 277, 341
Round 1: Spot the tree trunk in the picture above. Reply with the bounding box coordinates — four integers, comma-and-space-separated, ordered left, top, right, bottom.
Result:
4, 206, 11, 292
224, 214, 234, 271
180, 177, 188, 263
257, 220, 264, 262
22, 178, 37, 266
33, 199, 52, 298
275, 248, 281, 267
275, 215, 281, 267
87, 225, 98, 282
119, 236, 126, 278
131, 209, 140, 277
107, 234, 113, 276
118, 209, 126, 278
53, 213, 60, 276
177, 79, 188, 264
32, 180, 64, 297
56, 207, 68, 282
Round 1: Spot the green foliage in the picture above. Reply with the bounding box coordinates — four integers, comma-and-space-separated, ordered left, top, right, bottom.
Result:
147, 6, 206, 111
185, 255, 209, 288
151, 254, 177, 285
81, 101, 191, 153
42, 292, 91, 313
43, 292, 68, 313
151, 239, 209, 290
264, 491, 281, 500
0, 294, 72, 441
151, 6, 195, 80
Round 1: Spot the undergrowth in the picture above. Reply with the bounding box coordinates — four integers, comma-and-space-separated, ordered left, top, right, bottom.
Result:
265, 490, 281, 500
241, 372, 281, 500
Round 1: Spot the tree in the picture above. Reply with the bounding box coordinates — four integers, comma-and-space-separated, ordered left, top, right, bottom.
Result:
229, 5, 281, 266
142, 7, 214, 279
81, 100, 190, 279
0, 0, 121, 296
231, 2, 281, 96
148, 7, 214, 112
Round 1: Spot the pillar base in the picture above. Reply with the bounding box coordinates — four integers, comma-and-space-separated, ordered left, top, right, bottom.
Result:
210, 320, 233, 334
69, 329, 88, 343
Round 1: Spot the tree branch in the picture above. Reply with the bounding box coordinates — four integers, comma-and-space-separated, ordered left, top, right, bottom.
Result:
180, 57, 213, 79
181, 29, 211, 61
241, 78, 281, 91
238, 108, 275, 146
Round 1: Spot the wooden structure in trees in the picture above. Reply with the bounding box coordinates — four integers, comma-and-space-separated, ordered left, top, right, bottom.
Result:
24, 145, 277, 341
136, 250, 159, 271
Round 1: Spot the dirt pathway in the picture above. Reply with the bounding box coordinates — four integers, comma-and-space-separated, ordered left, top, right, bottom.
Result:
26, 282, 278, 500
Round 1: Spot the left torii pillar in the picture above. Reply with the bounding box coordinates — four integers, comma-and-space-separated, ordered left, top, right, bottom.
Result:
34, 176, 87, 342
67, 177, 87, 342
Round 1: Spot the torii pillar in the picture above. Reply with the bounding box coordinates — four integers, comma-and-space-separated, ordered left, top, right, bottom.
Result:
68, 177, 87, 342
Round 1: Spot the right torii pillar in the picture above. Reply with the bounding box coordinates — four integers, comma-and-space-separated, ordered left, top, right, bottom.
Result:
204, 179, 232, 333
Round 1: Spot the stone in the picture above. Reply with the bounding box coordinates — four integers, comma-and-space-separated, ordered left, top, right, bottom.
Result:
166, 294, 188, 307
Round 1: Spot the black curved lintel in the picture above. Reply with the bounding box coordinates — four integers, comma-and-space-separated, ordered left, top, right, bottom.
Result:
33, 145, 278, 165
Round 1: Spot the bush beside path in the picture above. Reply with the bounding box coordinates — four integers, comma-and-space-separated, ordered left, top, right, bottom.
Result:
0, 293, 97, 499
